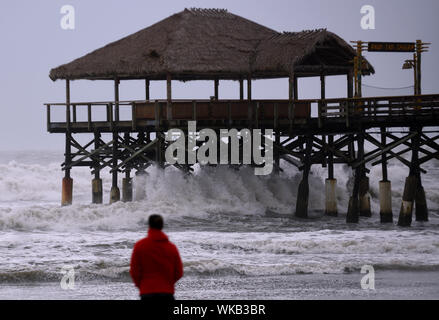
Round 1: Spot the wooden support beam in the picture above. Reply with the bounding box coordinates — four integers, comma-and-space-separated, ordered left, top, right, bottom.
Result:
347, 71, 354, 98
145, 79, 150, 100
239, 79, 244, 100
328, 135, 334, 179
110, 131, 120, 203
380, 127, 388, 181
166, 73, 172, 120
65, 79, 72, 179
66, 79, 71, 131
295, 135, 312, 218
114, 78, 120, 122
247, 75, 252, 101
288, 74, 297, 132
214, 78, 219, 100
65, 139, 114, 170
354, 132, 417, 168
46, 104, 51, 132
116, 141, 155, 171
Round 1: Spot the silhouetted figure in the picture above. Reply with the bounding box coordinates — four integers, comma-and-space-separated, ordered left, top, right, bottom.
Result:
130, 215, 183, 300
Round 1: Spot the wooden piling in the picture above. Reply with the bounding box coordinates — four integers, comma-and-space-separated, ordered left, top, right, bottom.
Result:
295, 136, 312, 218
398, 129, 421, 226
358, 132, 371, 217
110, 132, 120, 203
379, 127, 392, 222
61, 177, 73, 206
92, 178, 103, 204
122, 132, 133, 202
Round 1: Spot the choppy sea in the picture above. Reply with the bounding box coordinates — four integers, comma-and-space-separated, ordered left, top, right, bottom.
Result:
0, 150, 438, 299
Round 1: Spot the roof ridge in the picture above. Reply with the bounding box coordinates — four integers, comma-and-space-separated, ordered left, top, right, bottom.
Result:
185, 8, 232, 18
269, 29, 327, 41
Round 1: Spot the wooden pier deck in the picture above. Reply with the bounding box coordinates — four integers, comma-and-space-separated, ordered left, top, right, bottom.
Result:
46, 94, 439, 134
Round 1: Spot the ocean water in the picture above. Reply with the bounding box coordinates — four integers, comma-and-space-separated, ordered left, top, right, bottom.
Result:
0, 150, 439, 299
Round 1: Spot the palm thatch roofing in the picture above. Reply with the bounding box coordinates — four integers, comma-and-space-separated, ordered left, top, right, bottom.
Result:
49, 8, 374, 81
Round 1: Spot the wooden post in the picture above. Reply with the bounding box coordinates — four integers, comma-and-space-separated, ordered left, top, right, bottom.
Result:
320, 73, 325, 100
325, 135, 337, 216
114, 78, 120, 122
346, 134, 362, 223
135, 132, 147, 201
380, 127, 392, 223
110, 132, 120, 203
166, 74, 172, 120
347, 71, 354, 98
239, 79, 244, 100
92, 132, 103, 204
46, 105, 51, 131
293, 75, 298, 100
416, 40, 422, 95
122, 132, 133, 202
381, 127, 388, 182
145, 79, 150, 100
398, 130, 420, 226
247, 75, 252, 101
358, 132, 371, 217
296, 135, 312, 218
288, 74, 296, 131
414, 128, 428, 221
66, 79, 71, 132
62, 79, 73, 206
214, 78, 219, 100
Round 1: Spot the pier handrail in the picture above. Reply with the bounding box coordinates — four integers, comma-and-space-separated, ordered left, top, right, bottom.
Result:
317, 94, 439, 128
45, 94, 439, 132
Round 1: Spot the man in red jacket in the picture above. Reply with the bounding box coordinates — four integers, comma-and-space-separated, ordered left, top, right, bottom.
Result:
130, 214, 183, 300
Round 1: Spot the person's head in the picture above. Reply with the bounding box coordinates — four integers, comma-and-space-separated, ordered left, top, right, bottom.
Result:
148, 214, 164, 230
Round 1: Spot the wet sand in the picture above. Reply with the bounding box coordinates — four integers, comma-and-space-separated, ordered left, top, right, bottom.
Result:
1, 271, 438, 300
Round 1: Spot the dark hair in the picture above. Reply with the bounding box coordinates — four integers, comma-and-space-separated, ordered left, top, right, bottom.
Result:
148, 214, 164, 230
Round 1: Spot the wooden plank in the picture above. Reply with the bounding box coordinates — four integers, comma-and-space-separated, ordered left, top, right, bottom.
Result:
87, 104, 92, 131
46, 104, 51, 131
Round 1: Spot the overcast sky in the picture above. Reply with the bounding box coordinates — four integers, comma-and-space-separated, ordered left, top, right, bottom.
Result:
0, 0, 438, 151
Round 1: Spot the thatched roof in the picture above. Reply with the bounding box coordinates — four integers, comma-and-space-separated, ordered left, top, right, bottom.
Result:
49, 8, 374, 81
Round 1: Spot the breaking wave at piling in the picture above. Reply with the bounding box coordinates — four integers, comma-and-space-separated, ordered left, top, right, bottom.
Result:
0, 152, 439, 283
0, 155, 439, 231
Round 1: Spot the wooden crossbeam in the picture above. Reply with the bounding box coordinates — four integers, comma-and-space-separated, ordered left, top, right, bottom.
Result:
385, 132, 439, 160
280, 154, 301, 168
420, 151, 439, 164
118, 142, 154, 167
356, 132, 417, 168
111, 139, 158, 173
364, 133, 426, 173
63, 139, 114, 170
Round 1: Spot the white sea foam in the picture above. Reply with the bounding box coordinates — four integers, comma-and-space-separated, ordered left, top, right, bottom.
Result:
0, 151, 438, 282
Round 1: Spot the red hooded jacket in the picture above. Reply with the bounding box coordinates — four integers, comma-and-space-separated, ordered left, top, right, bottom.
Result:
130, 228, 183, 295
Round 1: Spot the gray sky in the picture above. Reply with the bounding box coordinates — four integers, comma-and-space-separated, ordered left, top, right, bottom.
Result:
0, 0, 438, 151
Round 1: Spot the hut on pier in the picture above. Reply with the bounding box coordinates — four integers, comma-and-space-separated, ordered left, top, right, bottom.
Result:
47, 8, 379, 221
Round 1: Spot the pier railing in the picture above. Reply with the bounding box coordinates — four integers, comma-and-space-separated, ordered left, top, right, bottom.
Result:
45, 94, 439, 132
318, 94, 439, 128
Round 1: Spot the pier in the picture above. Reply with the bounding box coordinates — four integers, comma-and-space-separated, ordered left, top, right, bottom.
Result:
45, 8, 439, 226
